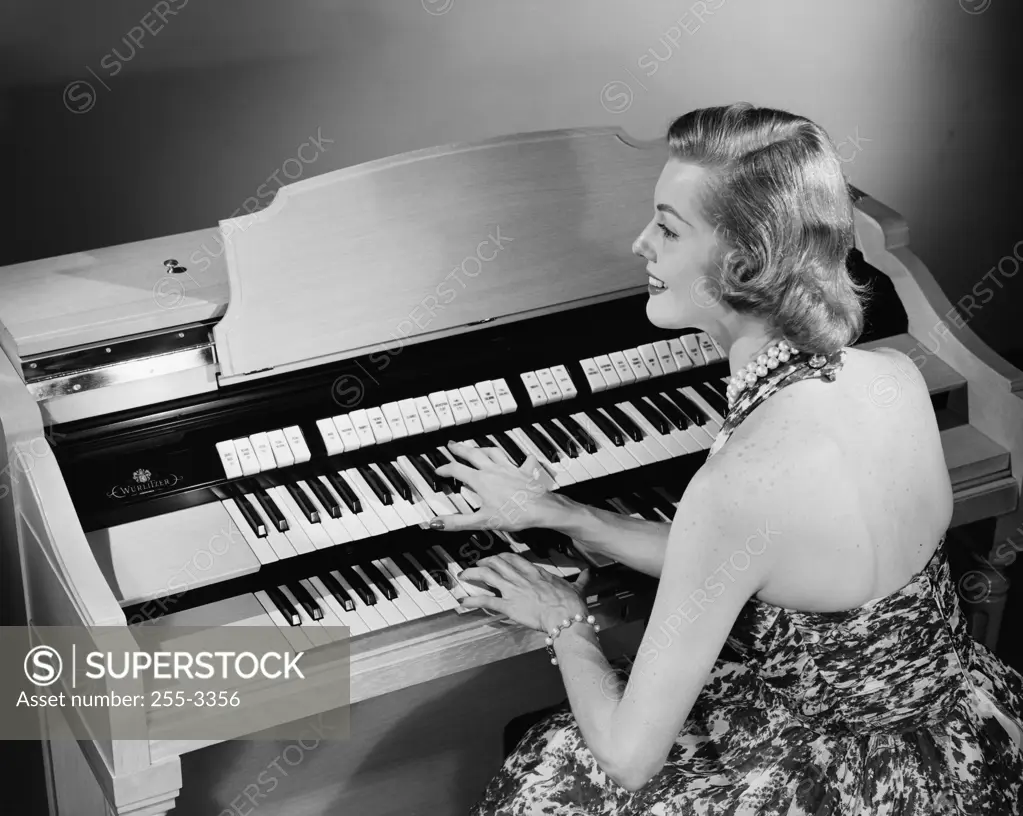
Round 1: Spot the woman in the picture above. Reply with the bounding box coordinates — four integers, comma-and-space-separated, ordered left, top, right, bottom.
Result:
430, 103, 1023, 814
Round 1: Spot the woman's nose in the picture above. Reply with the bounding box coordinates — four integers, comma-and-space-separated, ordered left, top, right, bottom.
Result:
632, 233, 653, 262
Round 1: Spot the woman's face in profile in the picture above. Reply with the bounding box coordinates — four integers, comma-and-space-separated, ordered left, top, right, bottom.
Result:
633, 160, 723, 331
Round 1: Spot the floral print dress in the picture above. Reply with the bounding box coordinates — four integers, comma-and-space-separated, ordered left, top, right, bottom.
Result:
469, 351, 1023, 815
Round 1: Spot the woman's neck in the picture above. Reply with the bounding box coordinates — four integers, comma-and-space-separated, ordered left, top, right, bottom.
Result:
708, 316, 779, 378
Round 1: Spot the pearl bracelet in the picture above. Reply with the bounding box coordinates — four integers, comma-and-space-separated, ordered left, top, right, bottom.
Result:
545, 613, 600, 665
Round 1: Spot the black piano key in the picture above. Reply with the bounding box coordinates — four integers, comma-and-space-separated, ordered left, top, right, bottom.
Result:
408, 453, 444, 492
423, 448, 449, 469
558, 415, 599, 454
287, 581, 324, 621
357, 465, 393, 505
253, 488, 289, 532
540, 419, 579, 458
585, 409, 624, 446
338, 565, 377, 605
610, 494, 641, 517
640, 486, 678, 520
511, 529, 554, 559
707, 377, 730, 401
266, 586, 300, 626
361, 561, 399, 601
474, 436, 496, 448
320, 571, 356, 612
629, 399, 671, 434
604, 405, 645, 443
393, 552, 429, 591
493, 430, 528, 466
521, 425, 560, 462
654, 484, 684, 505
626, 491, 663, 522
647, 392, 690, 430
233, 493, 268, 538
305, 478, 342, 518
379, 461, 413, 502
420, 547, 455, 587
663, 390, 707, 426
692, 382, 728, 416
326, 471, 362, 514
285, 482, 320, 523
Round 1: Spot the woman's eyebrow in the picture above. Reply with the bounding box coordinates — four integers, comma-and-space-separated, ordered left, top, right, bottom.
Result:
656, 203, 691, 227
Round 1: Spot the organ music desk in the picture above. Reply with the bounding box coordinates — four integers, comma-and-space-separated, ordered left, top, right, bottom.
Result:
0, 127, 1021, 815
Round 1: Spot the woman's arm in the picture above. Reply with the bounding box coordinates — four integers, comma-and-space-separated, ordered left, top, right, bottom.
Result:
541, 494, 670, 578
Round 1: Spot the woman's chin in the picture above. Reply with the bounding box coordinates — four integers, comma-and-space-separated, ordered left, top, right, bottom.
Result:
645, 294, 690, 330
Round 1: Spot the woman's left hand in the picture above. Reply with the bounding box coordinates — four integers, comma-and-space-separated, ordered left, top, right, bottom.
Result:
459, 552, 592, 633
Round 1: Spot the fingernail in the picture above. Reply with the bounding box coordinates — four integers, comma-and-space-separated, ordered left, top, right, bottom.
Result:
429, 519, 444, 530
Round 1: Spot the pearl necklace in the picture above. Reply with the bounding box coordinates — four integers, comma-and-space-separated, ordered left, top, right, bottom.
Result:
725, 339, 806, 409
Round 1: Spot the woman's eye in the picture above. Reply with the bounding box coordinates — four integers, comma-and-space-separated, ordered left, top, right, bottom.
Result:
657, 223, 678, 240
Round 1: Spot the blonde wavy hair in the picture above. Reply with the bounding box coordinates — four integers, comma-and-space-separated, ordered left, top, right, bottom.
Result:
667, 103, 868, 354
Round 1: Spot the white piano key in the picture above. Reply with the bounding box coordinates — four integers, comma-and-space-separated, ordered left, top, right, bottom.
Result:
579, 358, 606, 393
283, 426, 312, 463
366, 406, 392, 444
501, 533, 565, 577
298, 480, 354, 546
617, 402, 686, 458
474, 380, 502, 418
583, 411, 646, 470
221, 499, 278, 565
567, 413, 627, 474
653, 340, 677, 374
641, 397, 704, 454
265, 486, 317, 555
696, 331, 721, 362
269, 485, 334, 551
382, 402, 408, 439
594, 354, 621, 388
398, 398, 425, 435
216, 440, 244, 479
638, 344, 663, 377
680, 385, 725, 432
550, 364, 578, 399
263, 522, 298, 560
278, 585, 333, 648
332, 414, 361, 451
532, 422, 590, 483
316, 418, 345, 456
681, 335, 705, 367
429, 391, 455, 428
379, 557, 444, 617
307, 575, 368, 637
459, 385, 488, 421
254, 590, 314, 652
394, 456, 458, 517
349, 409, 377, 448
405, 553, 460, 611
508, 427, 573, 487
351, 565, 407, 626
668, 338, 693, 371
492, 378, 518, 414
415, 396, 442, 432
447, 389, 473, 425
369, 463, 425, 526
299, 577, 353, 642
249, 432, 278, 471
331, 570, 389, 631
535, 368, 563, 403
317, 475, 372, 540
519, 371, 547, 407
550, 418, 609, 479
623, 348, 651, 381
598, 408, 657, 466
430, 544, 492, 599
332, 472, 387, 537
344, 469, 403, 532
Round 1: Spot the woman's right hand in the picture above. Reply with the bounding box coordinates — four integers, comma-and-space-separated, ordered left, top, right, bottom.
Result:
429, 441, 564, 532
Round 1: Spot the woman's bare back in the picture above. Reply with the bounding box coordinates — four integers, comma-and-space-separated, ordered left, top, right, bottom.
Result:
712, 347, 954, 613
